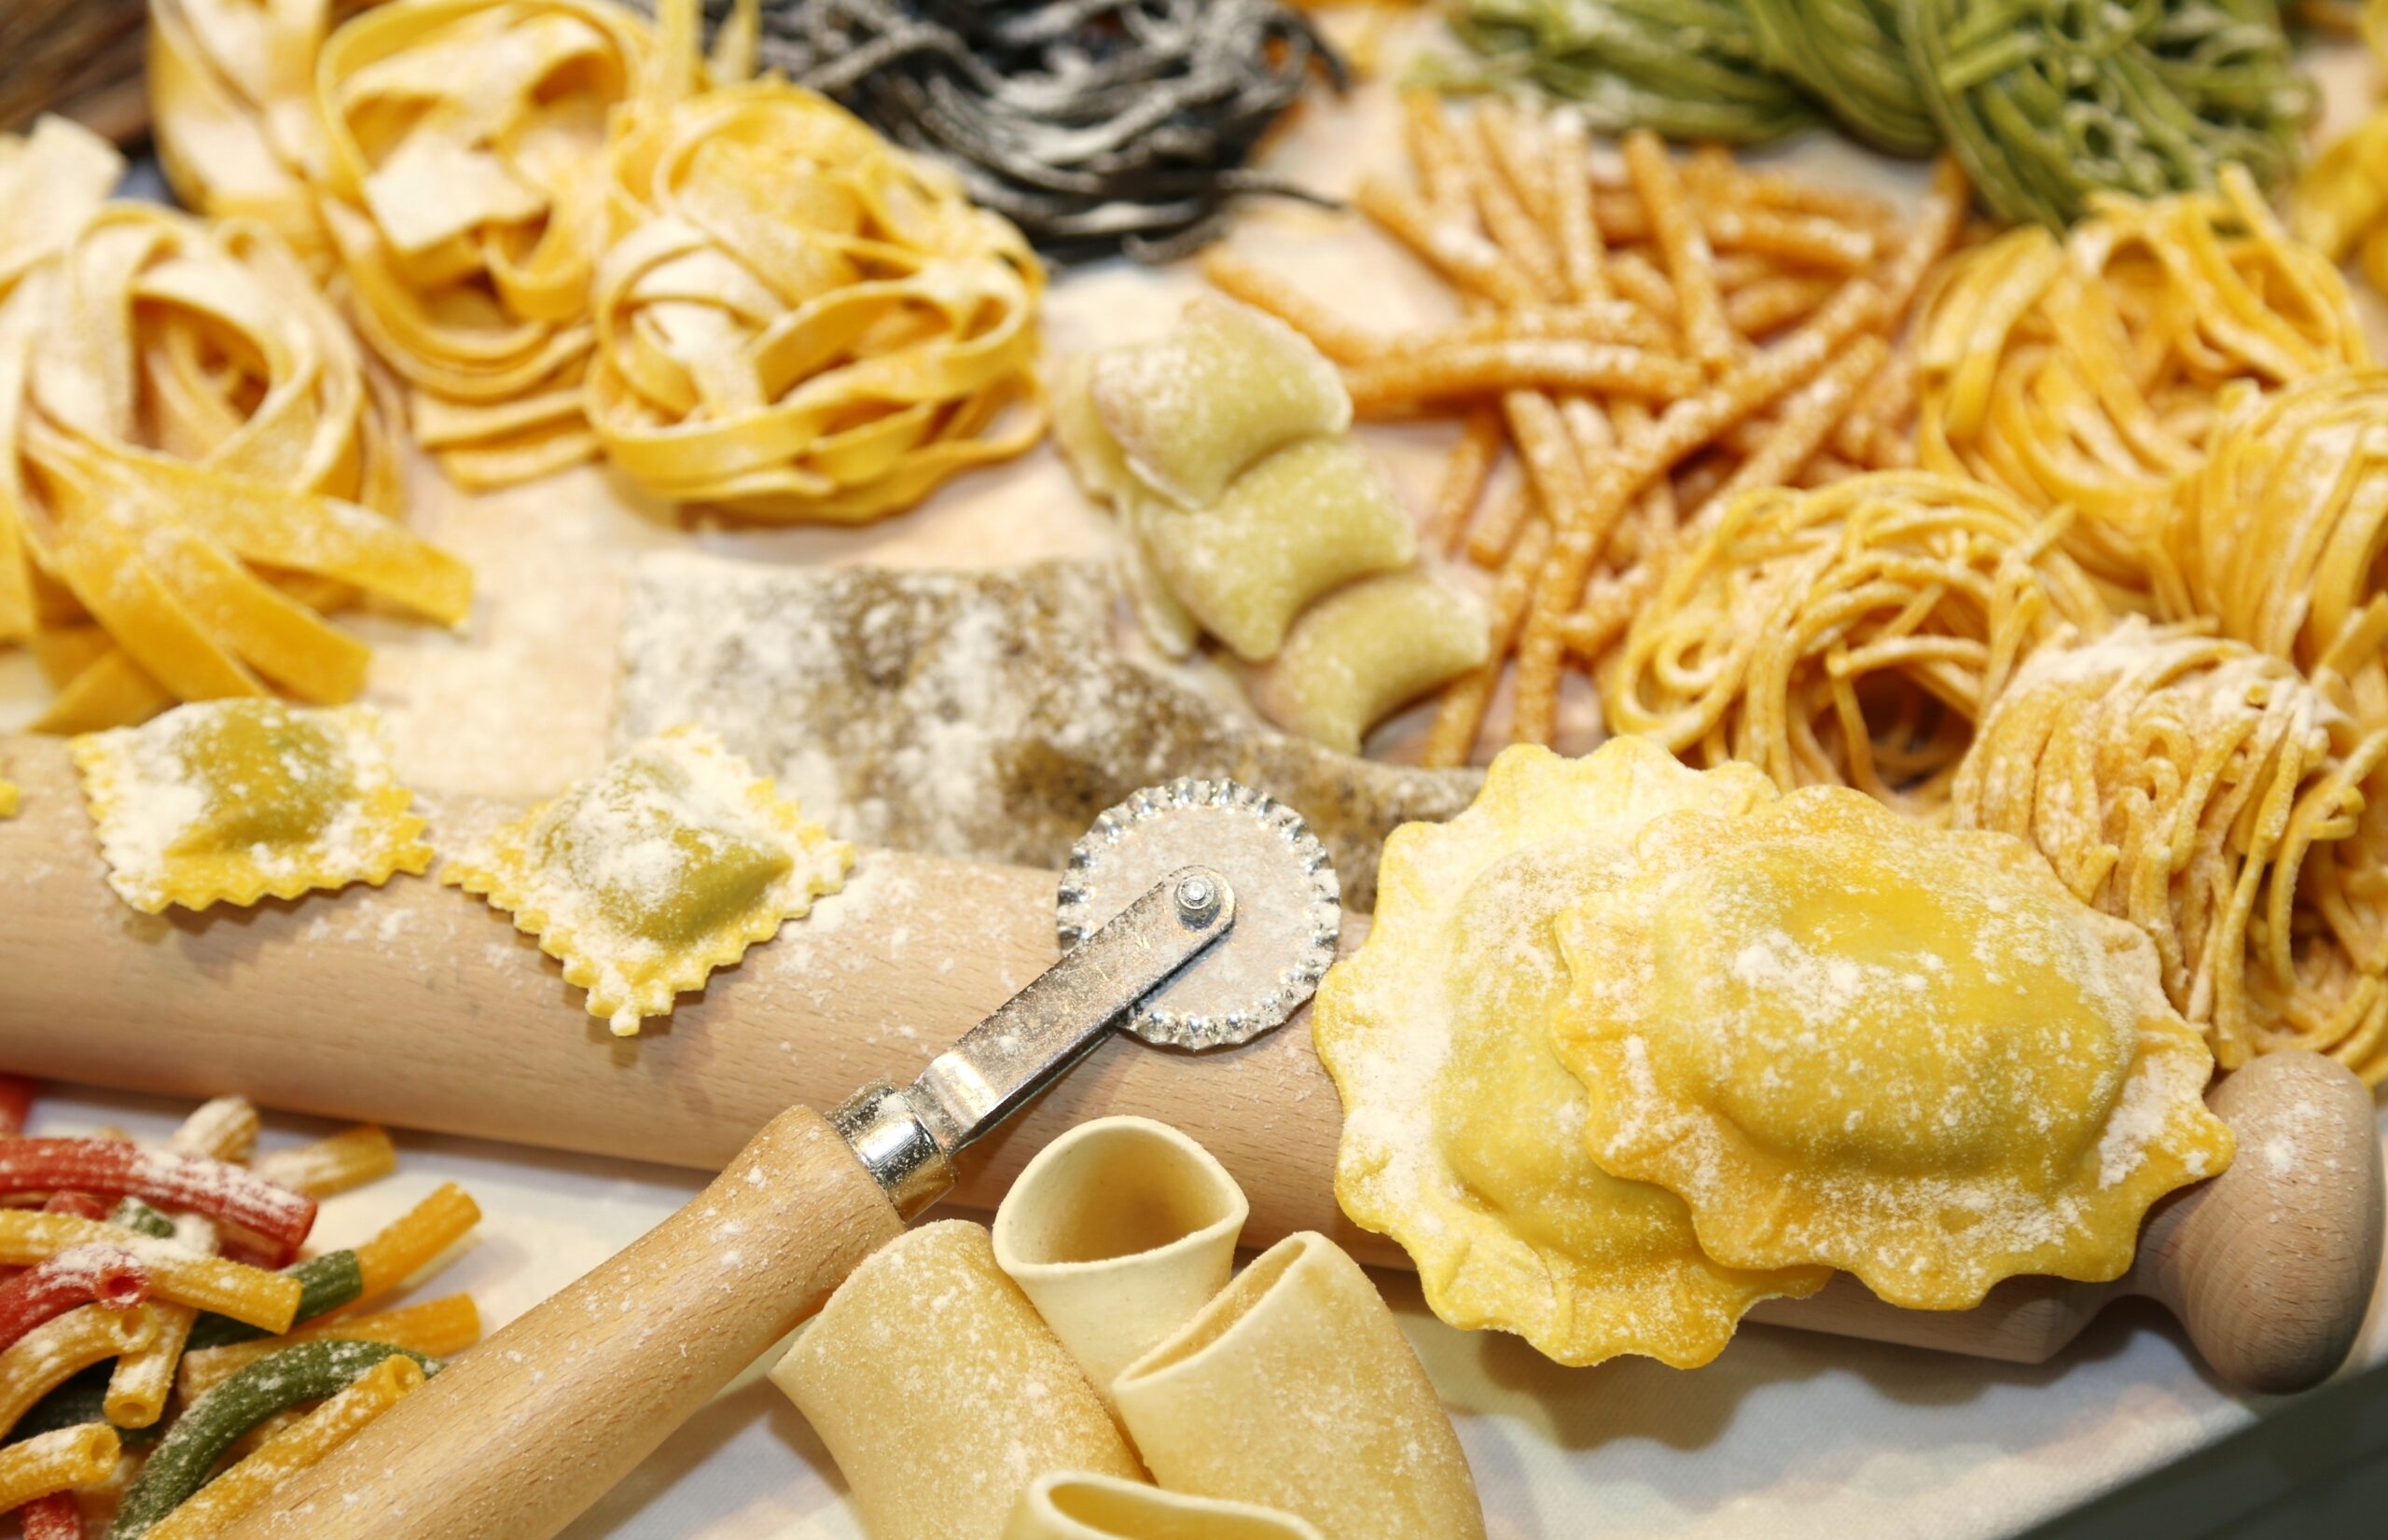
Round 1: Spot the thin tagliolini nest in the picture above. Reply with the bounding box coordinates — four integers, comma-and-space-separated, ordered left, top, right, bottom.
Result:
1600, 469, 2106, 817
1952, 618, 2388, 1085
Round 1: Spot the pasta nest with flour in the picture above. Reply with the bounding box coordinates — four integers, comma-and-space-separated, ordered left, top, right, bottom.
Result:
590, 79, 1047, 522
2150, 372, 2388, 734
0, 189, 470, 732
1952, 619, 2388, 1085
148, 0, 344, 275
1918, 171, 2368, 596
1600, 470, 2106, 817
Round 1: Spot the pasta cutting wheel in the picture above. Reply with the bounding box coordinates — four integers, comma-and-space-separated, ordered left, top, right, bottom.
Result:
1059, 778, 1340, 1048
220, 780, 1342, 1540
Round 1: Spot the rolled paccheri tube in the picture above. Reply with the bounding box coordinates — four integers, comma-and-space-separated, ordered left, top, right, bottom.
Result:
771, 1221, 1140, 1540
992, 1117, 1249, 1408
1004, 1471, 1326, 1540
1111, 1232, 1485, 1540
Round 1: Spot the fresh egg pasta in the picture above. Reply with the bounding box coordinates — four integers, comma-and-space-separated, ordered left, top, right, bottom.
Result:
74, 701, 433, 914
772, 1221, 1141, 1540
1953, 619, 2388, 1084
1004, 1472, 1326, 1540
1111, 1232, 1485, 1540
1313, 739, 1826, 1368
992, 1117, 1248, 1408
443, 725, 850, 1034
1247, 572, 1489, 756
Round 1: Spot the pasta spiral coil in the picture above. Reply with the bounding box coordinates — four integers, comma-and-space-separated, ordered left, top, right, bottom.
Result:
0, 199, 469, 730
1602, 470, 2107, 815
1918, 171, 2367, 595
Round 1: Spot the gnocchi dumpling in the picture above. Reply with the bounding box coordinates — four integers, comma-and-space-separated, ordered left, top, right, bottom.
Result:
1248, 571, 1488, 754
1140, 440, 1416, 662
443, 725, 850, 1034
1312, 739, 1828, 1368
72, 699, 432, 912
1088, 298, 1351, 508
1552, 786, 2234, 1310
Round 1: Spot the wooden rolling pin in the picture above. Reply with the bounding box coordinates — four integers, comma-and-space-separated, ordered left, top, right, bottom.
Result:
0, 736, 2380, 1391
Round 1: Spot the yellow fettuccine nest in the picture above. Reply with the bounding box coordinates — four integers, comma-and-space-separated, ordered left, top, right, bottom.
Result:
1953, 619, 2388, 1085
148, 0, 349, 273
1920, 170, 2367, 596
590, 81, 1046, 521
2151, 373, 2388, 733
312, 0, 664, 489
0, 155, 470, 730
1600, 471, 2108, 816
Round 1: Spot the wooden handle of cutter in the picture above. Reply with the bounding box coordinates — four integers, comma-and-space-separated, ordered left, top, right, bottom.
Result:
217, 1103, 903, 1540
0, 737, 2379, 1389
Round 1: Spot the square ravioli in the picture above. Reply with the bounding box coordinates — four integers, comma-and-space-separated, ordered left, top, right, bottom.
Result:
72, 699, 433, 913
444, 725, 853, 1034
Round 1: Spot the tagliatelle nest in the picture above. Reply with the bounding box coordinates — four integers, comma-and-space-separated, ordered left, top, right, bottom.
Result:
2151, 372, 2388, 733
1600, 470, 2107, 816
0, 164, 470, 732
1952, 619, 2388, 1085
1919, 171, 2368, 594
310, 0, 667, 490
148, 0, 343, 274
590, 80, 1047, 521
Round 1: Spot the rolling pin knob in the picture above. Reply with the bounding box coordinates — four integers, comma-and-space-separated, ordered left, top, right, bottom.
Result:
2124, 1051, 2384, 1394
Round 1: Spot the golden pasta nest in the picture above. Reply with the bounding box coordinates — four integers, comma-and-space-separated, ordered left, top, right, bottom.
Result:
1920, 170, 2367, 594
1312, 739, 1828, 1369
149, 0, 341, 274
1600, 471, 2107, 815
73, 699, 433, 913
2151, 372, 2388, 733
1954, 618, 2388, 1087
0, 191, 471, 733
1551, 783, 2233, 1311
443, 724, 852, 1034
312, 0, 663, 489
589, 80, 1046, 522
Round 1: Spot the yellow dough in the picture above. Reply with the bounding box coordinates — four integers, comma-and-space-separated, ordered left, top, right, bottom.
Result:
1088, 298, 1350, 509
1552, 785, 2234, 1310
72, 700, 432, 913
443, 725, 850, 1034
1140, 440, 1416, 663
1312, 739, 1827, 1368
1247, 571, 1488, 755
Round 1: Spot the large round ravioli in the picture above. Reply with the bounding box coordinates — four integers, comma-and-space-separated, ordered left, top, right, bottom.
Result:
1312, 739, 1827, 1367
1553, 787, 2234, 1310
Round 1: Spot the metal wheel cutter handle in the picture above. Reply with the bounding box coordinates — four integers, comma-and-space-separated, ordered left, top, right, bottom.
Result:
217, 868, 1244, 1540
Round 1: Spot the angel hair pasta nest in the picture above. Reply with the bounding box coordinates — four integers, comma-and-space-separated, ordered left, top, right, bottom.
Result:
712, 0, 1345, 262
